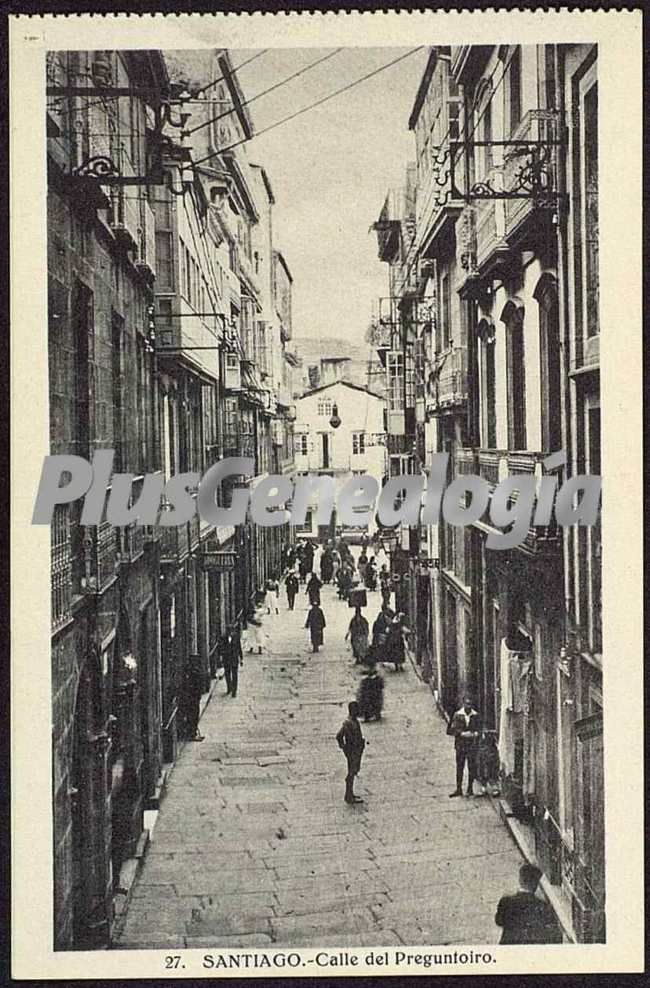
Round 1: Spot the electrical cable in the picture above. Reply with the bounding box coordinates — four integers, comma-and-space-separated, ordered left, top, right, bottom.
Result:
193, 47, 425, 169
192, 49, 269, 98
186, 48, 343, 138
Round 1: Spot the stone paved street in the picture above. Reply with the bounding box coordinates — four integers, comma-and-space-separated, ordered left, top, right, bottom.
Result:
114, 577, 523, 951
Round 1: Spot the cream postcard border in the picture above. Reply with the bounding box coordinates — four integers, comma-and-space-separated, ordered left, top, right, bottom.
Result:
10, 8, 643, 979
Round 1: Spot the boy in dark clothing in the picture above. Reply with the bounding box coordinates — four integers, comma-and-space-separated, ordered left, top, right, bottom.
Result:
285, 571, 299, 610
336, 701, 365, 804
495, 864, 563, 944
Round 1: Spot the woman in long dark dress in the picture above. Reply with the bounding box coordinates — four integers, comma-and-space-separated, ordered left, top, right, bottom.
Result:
357, 667, 384, 721
306, 572, 322, 606
364, 557, 377, 591
305, 602, 326, 653
345, 607, 369, 664
386, 613, 408, 672
320, 548, 334, 584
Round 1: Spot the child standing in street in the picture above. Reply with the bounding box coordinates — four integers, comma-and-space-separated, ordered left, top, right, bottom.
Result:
475, 729, 501, 797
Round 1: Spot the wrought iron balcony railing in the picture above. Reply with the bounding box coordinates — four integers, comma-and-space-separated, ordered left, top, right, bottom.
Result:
455, 448, 562, 554
425, 345, 468, 414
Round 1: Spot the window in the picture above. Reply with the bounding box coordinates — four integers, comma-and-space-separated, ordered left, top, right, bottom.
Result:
317, 399, 333, 417
352, 432, 365, 456
387, 351, 405, 413
536, 276, 562, 452
508, 47, 522, 134
585, 399, 601, 652
153, 192, 174, 290
440, 272, 451, 350
296, 434, 308, 456
319, 433, 330, 469
136, 336, 149, 473
479, 323, 497, 448
502, 301, 527, 450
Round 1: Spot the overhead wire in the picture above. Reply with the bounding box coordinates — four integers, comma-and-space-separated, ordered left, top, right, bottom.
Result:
186, 48, 344, 137
192, 49, 269, 98
192, 46, 425, 169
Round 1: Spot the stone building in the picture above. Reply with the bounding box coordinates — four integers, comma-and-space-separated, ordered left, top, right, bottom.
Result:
47, 49, 169, 949
371, 43, 602, 942
47, 46, 298, 949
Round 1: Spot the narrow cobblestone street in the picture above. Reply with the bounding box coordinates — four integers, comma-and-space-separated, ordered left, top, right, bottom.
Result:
115, 587, 520, 948
114, 578, 523, 951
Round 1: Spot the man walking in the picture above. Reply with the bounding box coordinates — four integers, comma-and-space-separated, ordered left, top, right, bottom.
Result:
495, 863, 562, 944
221, 623, 243, 698
336, 701, 365, 804
447, 695, 480, 797
285, 571, 299, 610
305, 600, 326, 653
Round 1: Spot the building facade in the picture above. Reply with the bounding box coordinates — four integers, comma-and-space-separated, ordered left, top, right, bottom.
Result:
371, 43, 602, 942
47, 47, 297, 949
293, 381, 387, 541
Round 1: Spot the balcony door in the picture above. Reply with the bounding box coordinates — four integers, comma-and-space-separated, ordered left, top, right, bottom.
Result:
502, 299, 527, 450
535, 274, 562, 453
319, 432, 331, 470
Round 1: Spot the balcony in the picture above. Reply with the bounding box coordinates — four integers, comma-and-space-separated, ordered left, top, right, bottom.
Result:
475, 166, 508, 270
117, 522, 145, 563
458, 448, 562, 555
160, 522, 190, 565
82, 521, 119, 592
373, 188, 407, 262
51, 504, 72, 631
222, 432, 255, 459
426, 346, 468, 414
504, 109, 558, 238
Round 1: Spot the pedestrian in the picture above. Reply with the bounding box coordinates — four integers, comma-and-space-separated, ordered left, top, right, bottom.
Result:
266, 577, 280, 614
364, 556, 377, 591
337, 564, 352, 601
182, 654, 205, 741
285, 571, 299, 610
305, 600, 326, 653
495, 863, 562, 944
336, 700, 366, 804
386, 612, 408, 672
244, 609, 264, 654
371, 604, 394, 656
357, 549, 368, 585
303, 541, 315, 575
357, 666, 384, 722
221, 624, 243, 699
345, 606, 369, 664
447, 695, 480, 797
379, 564, 392, 608
320, 546, 334, 584
306, 572, 322, 606
331, 548, 341, 583
475, 729, 501, 797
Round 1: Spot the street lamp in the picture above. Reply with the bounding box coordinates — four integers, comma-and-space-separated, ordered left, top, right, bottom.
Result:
329, 402, 341, 429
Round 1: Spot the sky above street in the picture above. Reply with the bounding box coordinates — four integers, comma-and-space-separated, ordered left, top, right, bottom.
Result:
199, 47, 429, 344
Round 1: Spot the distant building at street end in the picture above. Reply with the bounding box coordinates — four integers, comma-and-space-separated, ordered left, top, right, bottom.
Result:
293, 380, 387, 541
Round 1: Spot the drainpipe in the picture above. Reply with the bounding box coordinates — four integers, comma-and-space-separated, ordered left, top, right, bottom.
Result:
553, 44, 574, 630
